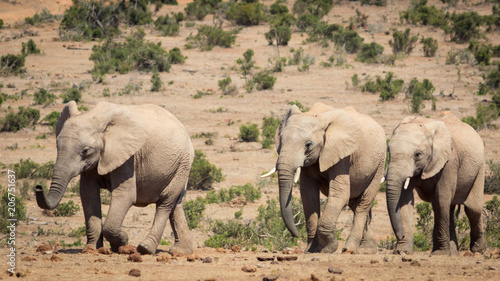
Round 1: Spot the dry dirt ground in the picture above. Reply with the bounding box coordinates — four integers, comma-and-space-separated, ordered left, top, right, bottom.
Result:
0, 0, 500, 280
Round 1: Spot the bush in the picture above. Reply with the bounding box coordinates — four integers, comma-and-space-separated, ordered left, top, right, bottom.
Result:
252, 71, 276, 90
184, 0, 221, 20
188, 150, 225, 190
205, 183, 261, 204
421, 36, 438, 57
261, 115, 280, 149
155, 13, 183, 36
61, 88, 82, 103
414, 202, 433, 251
236, 49, 255, 78
405, 78, 435, 113
150, 71, 163, 92
461, 103, 499, 131
186, 25, 238, 51
332, 30, 364, 54
183, 197, 206, 229
11, 158, 54, 179
485, 160, 500, 194
168, 47, 187, 64
399, 0, 446, 27
296, 13, 319, 32
1, 106, 40, 132
288, 101, 309, 112
446, 11, 483, 44
270, 2, 288, 15
361, 72, 404, 101
42, 111, 60, 132
293, 0, 333, 18
239, 123, 259, 142
485, 196, 500, 248
265, 14, 294, 46
34, 88, 57, 106
356, 42, 384, 63
0, 54, 26, 76
1, 190, 27, 234
21, 39, 41, 56
54, 200, 80, 217
0, 19, 3, 29
469, 41, 493, 66
389, 28, 419, 55
226, 1, 265, 26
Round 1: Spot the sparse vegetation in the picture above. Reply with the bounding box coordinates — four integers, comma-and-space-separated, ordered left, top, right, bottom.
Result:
54, 200, 80, 217
1, 54, 26, 76
21, 39, 41, 56
356, 42, 384, 63
61, 87, 82, 103
11, 158, 54, 179
389, 28, 419, 55
205, 183, 261, 204
261, 115, 280, 149
1, 106, 40, 132
361, 72, 404, 102
1, 189, 27, 234
42, 111, 60, 132
405, 78, 436, 113
186, 25, 238, 51
414, 202, 432, 251
421, 36, 438, 57
34, 88, 57, 106
188, 150, 225, 190
184, 197, 206, 229
239, 123, 259, 142
461, 103, 498, 130
485, 160, 500, 195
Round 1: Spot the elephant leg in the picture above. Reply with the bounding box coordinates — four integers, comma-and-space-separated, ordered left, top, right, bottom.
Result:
80, 173, 103, 249
169, 190, 193, 255
358, 208, 377, 254
395, 186, 415, 254
138, 171, 188, 255
431, 173, 456, 255
300, 176, 320, 253
464, 164, 486, 253
449, 205, 459, 256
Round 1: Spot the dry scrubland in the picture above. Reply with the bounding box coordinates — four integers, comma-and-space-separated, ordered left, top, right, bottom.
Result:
0, 0, 500, 280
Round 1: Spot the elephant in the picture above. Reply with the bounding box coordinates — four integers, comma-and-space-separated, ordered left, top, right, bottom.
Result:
262, 103, 386, 254
386, 113, 486, 255
35, 101, 194, 255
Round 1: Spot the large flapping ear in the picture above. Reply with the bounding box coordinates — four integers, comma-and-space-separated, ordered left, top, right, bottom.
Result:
56, 101, 80, 137
318, 109, 363, 172
275, 105, 301, 153
421, 120, 452, 179
97, 105, 147, 175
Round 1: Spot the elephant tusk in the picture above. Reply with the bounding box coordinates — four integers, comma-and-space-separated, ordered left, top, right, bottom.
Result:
403, 177, 410, 190
260, 166, 276, 178
380, 176, 385, 184
293, 167, 301, 183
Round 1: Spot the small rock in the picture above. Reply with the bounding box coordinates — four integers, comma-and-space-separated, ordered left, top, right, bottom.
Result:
277, 256, 298, 261
14, 269, 29, 277
328, 267, 343, 274
257, 263, 270, 269
257, 256, 275, 261
98, 247, 112, 255
231, 245, 241, 252
241, 265, 257, 273
215, 248, 227, 253
311, 257, 321, 262
50, 255, 63, 262
463, 251, 474, 257
270, 261, 279, 265
128, 253, 143, 262
410, 260, 421, 266
263, 275, 280, 281
94, 258, 106, 263
81, 245, 97, 254
118, 245, 137, 255
22, 256, 37, 262
170, 249, 185, 257
128, 269, 141, 277
487, 266, 497, 270
186, 254, 199, 262
202, 256, 213, 263
370, 259, 379, 264
157, 254, 172, 263
36, 244, 54, 253
402, 257, 412, 262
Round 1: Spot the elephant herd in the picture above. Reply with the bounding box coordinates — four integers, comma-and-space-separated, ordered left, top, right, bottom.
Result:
36, 101, 486, 256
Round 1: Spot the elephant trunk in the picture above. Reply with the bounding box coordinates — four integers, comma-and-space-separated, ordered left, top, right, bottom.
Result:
386, 172, 406, 241
277, 160, 300, 238
36, 161, 72, 210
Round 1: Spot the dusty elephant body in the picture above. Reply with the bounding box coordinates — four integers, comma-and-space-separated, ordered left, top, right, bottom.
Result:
386, 114, 485, 256
264, 103, 386, 254
36, 101, 194, 255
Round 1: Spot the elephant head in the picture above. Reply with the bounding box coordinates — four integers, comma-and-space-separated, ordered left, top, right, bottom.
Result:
386, 116, 452, 240
36, 101, 147, 210
266, 104, 363, 237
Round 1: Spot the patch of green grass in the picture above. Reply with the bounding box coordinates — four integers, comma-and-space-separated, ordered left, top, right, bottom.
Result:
188, 150, 225, 190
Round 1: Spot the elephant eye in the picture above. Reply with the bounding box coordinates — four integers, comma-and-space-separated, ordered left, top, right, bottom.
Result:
414, 151, 422, 159
305, 141, 314, 150
81, 148, 90, 156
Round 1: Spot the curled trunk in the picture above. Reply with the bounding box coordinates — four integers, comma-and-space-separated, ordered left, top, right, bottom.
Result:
36, 163, 71, 210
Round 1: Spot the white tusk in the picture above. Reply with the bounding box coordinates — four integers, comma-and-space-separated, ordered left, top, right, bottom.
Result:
293, 167, 301, 183
380, 176, 385, 184
403, 177, 410, 190
260, 166, 276, 178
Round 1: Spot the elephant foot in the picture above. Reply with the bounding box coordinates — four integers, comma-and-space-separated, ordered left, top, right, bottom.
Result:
394, 242, 413, 255
170, 241, 193, 255
471, 238, 485, 253
318, 234, 339, 254
431, 249, 451, 256
137, 242, 156, 255
341, 248, 354, 254
304, 238, 320, 253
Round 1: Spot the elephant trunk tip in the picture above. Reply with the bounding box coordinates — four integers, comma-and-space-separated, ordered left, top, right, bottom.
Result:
35, 185, 57, 210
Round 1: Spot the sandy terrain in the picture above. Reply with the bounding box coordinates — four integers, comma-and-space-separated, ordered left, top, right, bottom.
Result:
0, 0, 499, 280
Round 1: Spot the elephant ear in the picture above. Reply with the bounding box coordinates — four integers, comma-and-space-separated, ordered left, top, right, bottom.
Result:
97, 106, 147, 175
275, 105, 301, 154
421, 120, 452, 179
56, 101, 80, 137
318, 109, 363, 172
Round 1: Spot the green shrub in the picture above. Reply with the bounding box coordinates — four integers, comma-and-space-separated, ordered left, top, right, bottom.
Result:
69, 226, 86, 237
226, 1, 265, 26
296, 13, 319, 32
414, 202, 433, 251
405, 78, 435, 113
356, 42, 384, 63
186, 25, 238, 51
399, 0, 446, 27
485, 160, 500, 195
11, 158, 54, 179
469, 41, 493, 65
461, 103, 499, 131
421, 36, 438, 57
445, 11, 483, 43
351, 74, 360, 87
205, 183, 261, 204
42, 111, 60, 132
293, 0, 333, 18
265, 15, 294, 46
0, 19, 3, 29
183, 197, 206, 229
61, 88, 82, 103
21, 39, 41, 56
34, 88, 57, 106
1, 190, 27, 234
155, 13, 183, 36
332, 30, 364, 54
168, 47, 187, 64
0, 54, 26, 76
188, 150, 225, 190
479, 65, 500, 95
288, 101, 309, 112
184, 0, 221, 20
1, 106, 40, 132
361, 72, 404, 102
236, 49, 255, 79
54, 200, 80, 217
150, 71, 163, 92
270, 2, 288, 15
121, 0, 154, 26
252, 71, 276, 90
261, 115, 280, 149
485, 196, 500, 248
389, 28, 419, 55
239, 123, 259, 142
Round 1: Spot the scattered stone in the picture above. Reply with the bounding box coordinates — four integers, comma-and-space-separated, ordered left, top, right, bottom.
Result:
257, 256, 275, 262
370, 259, 379, 264
402, 257, 412, 262
463, 251, 474, 257
94, 258, 106, 263
22, 256, 37, 262
36, 244, 54, 253
328, 267, 343, 274
98, 247, 112, 255
50, 255, 63, 262
342, 249, 354, 254
157, 253, 172, 263
231, 245, 241, 252
410, 260, 421, 266
311, 257, 321, 262
128, 268, 141, 277
118, 245, 137, 255
81, 245, 98, 254
283, 248, 294, 255
203, 256, 213, 263
215, 248, 227, 253
170, 249, 185, 257
487, 266, 497, 270
241, 265, 257, 273
128, 252, 143, 262
270, 261, 279, 265
263, 275, 280, 281
14, 269, 29, 277
383, 256, 389, 262
277, 256, 298, 261
186, 254, 199, 262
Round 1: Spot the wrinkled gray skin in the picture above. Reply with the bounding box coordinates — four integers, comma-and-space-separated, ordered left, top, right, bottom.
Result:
271, 103, 386, 254
36, 101, 194, 255
386, 114, 485, 256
